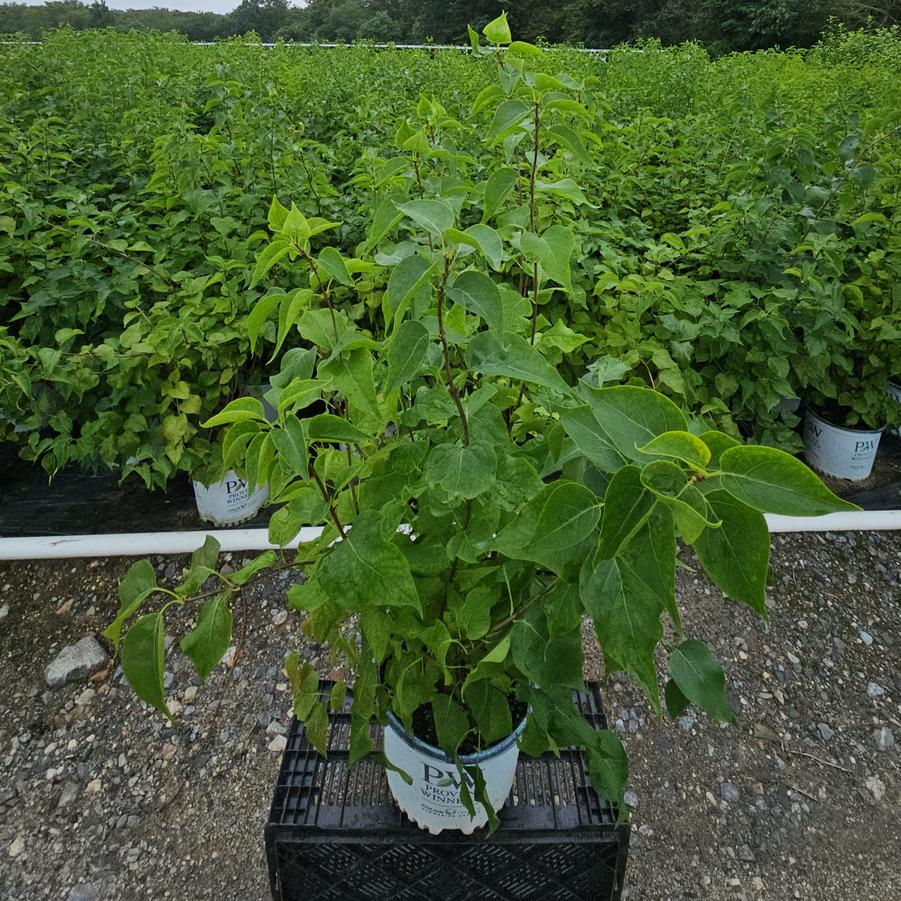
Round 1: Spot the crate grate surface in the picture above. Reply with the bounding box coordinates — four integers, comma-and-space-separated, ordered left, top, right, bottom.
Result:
265, 682, 628, 901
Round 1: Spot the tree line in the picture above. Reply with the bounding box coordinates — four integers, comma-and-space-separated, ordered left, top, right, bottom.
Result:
1, 0, 899, 51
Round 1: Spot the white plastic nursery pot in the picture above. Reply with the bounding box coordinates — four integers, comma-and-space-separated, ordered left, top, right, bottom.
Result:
192, 470, 269, 526
802, 409, 883, 481
383, 711, 528, 835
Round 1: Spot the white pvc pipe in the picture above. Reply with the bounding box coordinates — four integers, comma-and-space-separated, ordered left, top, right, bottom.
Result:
764, 509, 901, 533
0, 510, 898, 560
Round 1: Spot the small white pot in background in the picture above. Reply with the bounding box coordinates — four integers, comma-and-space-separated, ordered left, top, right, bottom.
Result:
803, 409, 883, 481
192, 470, 268, 526
383, 712, 527, 835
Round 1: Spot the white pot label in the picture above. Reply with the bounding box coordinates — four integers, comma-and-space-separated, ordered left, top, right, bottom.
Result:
383, 718, 521, 835
193, 470, 268, 525
803, 412, 881, 481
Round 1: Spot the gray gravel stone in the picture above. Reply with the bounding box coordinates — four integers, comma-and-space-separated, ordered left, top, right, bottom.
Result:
45, 637, 108, 688
866, 682, 885, 699
57, 781, 80, 809
624, 790, 639, 808
817, 722, 834, 740
874, 727, 894, 751
720, 782, 740, 803
0, 604, 8, 621
66, 885, 101, 901
859, 630, 873, 645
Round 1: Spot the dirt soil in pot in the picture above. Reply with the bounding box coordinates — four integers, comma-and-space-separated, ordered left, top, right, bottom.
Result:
0, 531, 898, 901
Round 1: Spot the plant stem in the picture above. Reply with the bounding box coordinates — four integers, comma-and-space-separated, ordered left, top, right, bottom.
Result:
436, 253, 470, 446
309, 462, 347, 539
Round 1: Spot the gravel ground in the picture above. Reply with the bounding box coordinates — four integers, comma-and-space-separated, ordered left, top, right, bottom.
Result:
0, 531, 898, 901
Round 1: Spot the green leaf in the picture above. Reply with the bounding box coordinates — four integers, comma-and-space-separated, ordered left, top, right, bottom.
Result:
664, 678, 690, 718
483, 10, 511, 43
559, 405, 626, 473
511, 611, 584, 690
456, 586, 493, 640
269, 490, 329, 545
582, 386, 687, 464
719, 446, 858, 516
488, 99, 530, 140
598, 465, 655, 558
546, 124, 591, 164
396, 200, 455, 239
180, 594, 233, 681
426, 442, 498, 500
317, 511, 420, 612
317, 246, 354, 287
464, 682, 513, 746
638, 431, 711, 469
466, 331, 569, 393
250, 237, 293, 288
269, 416, 308, 477
319, 349, 382, 422
494, 481, 600, 569
694, 490, 769, 618
580, 512, 676, 709
386, 320, 430, 392
386, 254, 434, 328
482, 167, 518, 221
330, 679, 347, 713
177, 535, 220, 596
699, 430, 740, 468
431, 694, 471, 753
446, 270, 504, 334
669, 640, 735, 723
463, 224, 504, 270
104, 559, 158, 648
640, 460, 718, 544
121, 612, 169, 717
520, 225, 574, 291
534, 178, 591, 206
201, 397, 267, 429
306, 413, 371, 444
230, 551, 276, 586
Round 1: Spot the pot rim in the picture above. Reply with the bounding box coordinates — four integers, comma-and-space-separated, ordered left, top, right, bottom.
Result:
385, 709, 528, 766
806, 408, 885, 436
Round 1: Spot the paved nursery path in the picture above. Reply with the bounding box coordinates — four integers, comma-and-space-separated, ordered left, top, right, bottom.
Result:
0, 531, 898, 901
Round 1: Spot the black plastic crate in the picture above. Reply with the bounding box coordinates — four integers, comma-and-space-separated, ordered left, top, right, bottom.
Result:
265, 682, 629, 901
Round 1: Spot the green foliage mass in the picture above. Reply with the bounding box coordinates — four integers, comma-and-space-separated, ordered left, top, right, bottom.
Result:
1, 25, 899, 488
107, 21, 859, 824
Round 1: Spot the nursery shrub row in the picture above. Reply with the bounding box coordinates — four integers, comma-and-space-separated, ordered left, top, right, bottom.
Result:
0, 26, 899, 488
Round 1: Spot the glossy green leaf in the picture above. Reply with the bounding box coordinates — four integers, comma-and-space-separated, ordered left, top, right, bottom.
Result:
598, 465, 655, 558
482, 167, 518, 221
396, 199, 455, 238
386, 320, 431, 392
483, 10, 511, 43
269, 416, 308, 477
488, 99, 530, 140
446, 270, 504, 334
180, 594, 233, 681
719, 446, 858, 516
582, 385, 687, 464
121, 611, 169, 717
306, 413, 371, 444
317, 511, 420, 612
638, 431, 712, 469
425, 441, 498, 500
669, 640, 735, 723
694, 490, 769, 618
104, 559, 158, 648
466, 331, 570, 393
